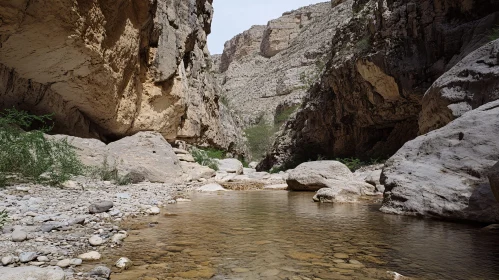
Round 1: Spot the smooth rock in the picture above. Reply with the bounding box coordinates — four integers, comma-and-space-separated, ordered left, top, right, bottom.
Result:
146, 207, 161, 215
70, 258, 82, 266
197, 183, 227, 192
1, 256, 14, 265
263, 184, 288, 190
216, 158, 244, 174
37, 256, 49, 262
78, 251, 101, 260
19, 252, 37, 263
89, 235, 104, 246
111, 233, 127, 244
115, 257, 133, 269
56, 259, 71, 268
88, 201, 113, 214
88, 265, 111, 278
11, 230, 28, 242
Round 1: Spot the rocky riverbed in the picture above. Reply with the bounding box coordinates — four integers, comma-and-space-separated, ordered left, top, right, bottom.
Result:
0, 177, 197, 279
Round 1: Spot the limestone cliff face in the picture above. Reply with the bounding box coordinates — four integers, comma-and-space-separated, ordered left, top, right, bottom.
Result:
0, 0, 244, 153
214, 2, 333, 125
259, 0, 499, 170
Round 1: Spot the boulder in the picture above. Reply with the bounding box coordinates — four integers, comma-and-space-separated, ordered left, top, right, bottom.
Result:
197, 183, 227, 192
180, 162, 216, 181
286, 161, 375, 193
419, 39, 499, 134
381, 100, 499, 223
89, 201, 113, 214
489, 162, 499, 202
216, 159, 244, 174
106, 132, 182, 183
0, 267, 65, 280
313, 186, 363, 203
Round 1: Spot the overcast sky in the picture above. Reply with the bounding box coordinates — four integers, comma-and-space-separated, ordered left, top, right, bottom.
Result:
208, 0, 326, 54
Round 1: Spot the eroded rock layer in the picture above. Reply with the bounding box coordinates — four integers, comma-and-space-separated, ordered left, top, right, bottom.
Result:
214, 2, 335, 125
0, 0, 244, 152
260, 0, 499, 170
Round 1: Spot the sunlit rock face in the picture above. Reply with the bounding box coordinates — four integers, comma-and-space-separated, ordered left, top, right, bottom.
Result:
259, 0, 499, 171
0, 0, 245, 153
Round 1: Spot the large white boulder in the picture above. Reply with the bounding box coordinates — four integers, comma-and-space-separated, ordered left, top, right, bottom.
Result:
216, 158, 244, 174
381, 100, 499, 223
286, 161, 374, 193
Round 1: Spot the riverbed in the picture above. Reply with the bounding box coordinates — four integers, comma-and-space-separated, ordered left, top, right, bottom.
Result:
103, 191, 499, 279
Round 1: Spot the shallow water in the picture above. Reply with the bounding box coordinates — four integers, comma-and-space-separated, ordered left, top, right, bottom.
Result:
105, 191, 499, 279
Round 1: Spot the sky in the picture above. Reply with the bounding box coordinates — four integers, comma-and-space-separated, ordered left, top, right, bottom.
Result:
208, 0, 326, 54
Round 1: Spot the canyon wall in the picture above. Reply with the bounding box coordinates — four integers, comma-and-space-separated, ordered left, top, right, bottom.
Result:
0, 0, 244, 153
259, 0, 499, 170
214, 2, 335, 125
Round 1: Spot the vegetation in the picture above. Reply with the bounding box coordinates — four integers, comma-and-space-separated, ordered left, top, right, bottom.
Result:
0, 108, 85, 186
191, 148, 221, 171
244, 116, 278, 161
356, 36, 371, 52
489, 26, 499, 41
88, 157, 132, 186
299, 58, 326, 89
0, 209, 8, 229
275, 104, 300, 125
219, 95, 230, 107
335, 157, 386, 172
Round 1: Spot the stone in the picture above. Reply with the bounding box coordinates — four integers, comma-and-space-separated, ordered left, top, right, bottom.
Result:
263, 184, 289, 190
1, 256, 14, 265
180, 162, 216, 181
216, 159, 244, 174
78, 251, 101, 261
0, 0, 245, 154
381, 100, 499, 223
313, 187, 362, 203
115, 257, 133, 269
333, 253, 349, 259
197, 183, 227, 192
111, 233, 128, 244
37, 256, 49, 262
419, 39, 499, 134
177, 153, 195, 162
89, 201, 113, 214
286, 161, 375, 196
89, 235, 104, 246
11, 230, 27, 242
0, 266, 65, 280
40, 223, 63, 233
248, 162, 259, 169
88, 265, 111, 278
56, 259, 71, 268
70, 259, 82, 266
489, 162, 499, 202
260, 0, 499, 171
146, 207, 161, 215
116, 193, 131, 199
19, 252, 37, 263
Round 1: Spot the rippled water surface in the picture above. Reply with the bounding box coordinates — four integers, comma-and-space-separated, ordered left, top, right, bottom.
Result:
105, 191, 499, 279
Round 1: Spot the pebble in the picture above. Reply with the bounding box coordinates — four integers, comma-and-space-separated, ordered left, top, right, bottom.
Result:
70, 258, 82, 266
78, 251, 101, 260
57, 259, 71, 268
11, 230, 28, 242
111, 232, 127, 244
116, 193, 131, 199
146, 206, 161, 215
89, 201, 114, 214
333, 253, 349, 259
1, 256, 14, 265
37, 256, 49, 262
89, 235, 104, 246
89, 265, 111, 278
19, 252, 37, 263
115, 257, 133, 269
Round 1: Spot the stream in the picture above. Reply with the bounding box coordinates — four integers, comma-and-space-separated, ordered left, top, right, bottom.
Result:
103, 191, 499, 279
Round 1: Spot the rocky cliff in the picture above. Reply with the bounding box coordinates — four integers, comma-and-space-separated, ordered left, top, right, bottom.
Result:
214, 2, 335, 125
259, 0, 499, 170
0, 0, 244, 153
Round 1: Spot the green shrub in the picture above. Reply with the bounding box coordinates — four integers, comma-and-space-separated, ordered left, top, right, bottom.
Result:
356, 36, 371, 52
88, 157, 132, 185
0, 108, 85, 186
191, 148, 220, 171
490, 26, 499, 41
244, 122, 277, 160
0, 209, 8, 229
275, 105, 300, 125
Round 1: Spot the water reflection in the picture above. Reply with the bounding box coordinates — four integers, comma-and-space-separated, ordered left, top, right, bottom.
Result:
105, 191, 499, 280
